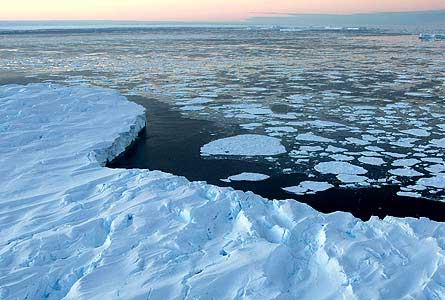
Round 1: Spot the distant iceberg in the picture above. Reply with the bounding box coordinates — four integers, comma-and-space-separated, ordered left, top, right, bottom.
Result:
419, 33, 445, 41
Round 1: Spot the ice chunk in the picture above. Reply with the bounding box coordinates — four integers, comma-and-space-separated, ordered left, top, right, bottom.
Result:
283, 181, 334, 195
201, 134, 286, 156
401, 129, 430, 137
392, 159, 420, 167
296, 133, 334, 143
430, 138, 445, 148
389, 168, 424, 177
358, 156, 386, 166
336, 174, 369, 184
223, 172, 270, 182
315, 161, 368, 175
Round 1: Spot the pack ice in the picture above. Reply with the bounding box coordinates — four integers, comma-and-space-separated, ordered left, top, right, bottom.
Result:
1, 84, 445, 300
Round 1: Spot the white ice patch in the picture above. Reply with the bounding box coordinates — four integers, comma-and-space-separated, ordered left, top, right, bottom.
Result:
401, 129, 430, 137
315, 161, 368, 175
336, 174, 369, 184
358, 156, 386, 166
296, 133, 334, 143
223, 172, 270, 182
389, 168, 424, 177
201, 134, 286, 156
392, 159, 421, 167
283, 181, 334, 195
417, 174, 445, 189
430, 138, 445, 148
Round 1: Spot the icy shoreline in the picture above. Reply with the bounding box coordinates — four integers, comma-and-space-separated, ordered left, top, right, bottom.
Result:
1, 84, 445, 300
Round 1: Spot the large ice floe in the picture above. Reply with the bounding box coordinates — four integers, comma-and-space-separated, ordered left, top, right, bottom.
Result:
1, 84, 445, 300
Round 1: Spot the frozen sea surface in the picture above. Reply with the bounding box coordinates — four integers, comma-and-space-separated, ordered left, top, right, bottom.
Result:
1, 28, 444, 200
2, 84, 445, 300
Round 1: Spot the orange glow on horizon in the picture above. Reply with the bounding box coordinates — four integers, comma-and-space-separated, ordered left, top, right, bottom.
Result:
1, 0, 445, 21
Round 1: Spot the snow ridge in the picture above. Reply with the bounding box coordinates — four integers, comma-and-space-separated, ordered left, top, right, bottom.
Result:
1, 84, 445, 300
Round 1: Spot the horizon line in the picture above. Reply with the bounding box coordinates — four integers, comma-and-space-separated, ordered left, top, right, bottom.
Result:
1, 9, 445, 23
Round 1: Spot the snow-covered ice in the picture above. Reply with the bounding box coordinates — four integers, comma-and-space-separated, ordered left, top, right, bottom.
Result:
222, 172, 270, 182
283, 181, 334, 195
315, 161, 368, 175
201, 134, 286, 156
1, 84, 445, 300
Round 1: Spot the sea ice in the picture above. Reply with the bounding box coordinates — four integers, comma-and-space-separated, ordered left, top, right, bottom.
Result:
201, 134, 286, 156
389, 168, 424, 177
283, 181, 334, 195
223, 172, 270, 182
2, 84, 445, 300
296, 133, 334, 143
315, 161, 368, 175
358, 156, 386, 166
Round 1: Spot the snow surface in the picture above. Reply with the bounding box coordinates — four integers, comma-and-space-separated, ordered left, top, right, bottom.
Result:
1, 84, 445, 300
201, 134, 286, 156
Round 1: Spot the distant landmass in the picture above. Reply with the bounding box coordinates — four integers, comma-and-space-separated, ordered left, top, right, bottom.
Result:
248, 10, 445, 26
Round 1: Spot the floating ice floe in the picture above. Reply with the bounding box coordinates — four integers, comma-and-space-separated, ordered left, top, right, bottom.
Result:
417, 174, 445, 189
336, 174, 369, 184
430, 138, 445, 148
392, 159, 421, 167
296, 133, 334, 143
222, 172, 270, 182
358, 156, 386, 166
201, 134, 286, 156
2, 84, 445, 300
389, 168, 424, 177
315, 161, 368, 175
401, 129, 431, 137
282, 181, 334, 195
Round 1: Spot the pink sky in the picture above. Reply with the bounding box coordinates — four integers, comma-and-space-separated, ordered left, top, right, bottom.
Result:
1, 0, 445, 21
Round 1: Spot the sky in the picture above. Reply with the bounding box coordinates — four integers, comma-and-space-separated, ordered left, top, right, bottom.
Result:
1, 0, 445, 21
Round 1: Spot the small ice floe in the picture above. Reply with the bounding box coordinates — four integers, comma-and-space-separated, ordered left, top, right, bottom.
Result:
417, 174, 445, 189
242, 108, 273, 115
222, 172, 270, 182
177, 97, 213, 106
405, 92, 432, 98
326, 145, 347, 153
391, 138, 419, 148
389, 168, 424, 177
397, 191, 422, 198
383, 152, 407, 158
365, 146, 385, 152
358, 156, 386, 166
283, 181, 334, 195
419, 33, 445, 41
201, 134, 286, 156
287, 94, 307, 103
392, 159, 420, 167
180, 105, 205, 111
330, 154, 355, 161
240, 123, 262, 130
296, 133, 334, 143
346, 137, 370, 146
401, 129, 430, 137
266, 126, 298, 134
426, 164, 445, 174
336, 174, 369, 184
430, 138, 445, 148
315, 161, 368, 175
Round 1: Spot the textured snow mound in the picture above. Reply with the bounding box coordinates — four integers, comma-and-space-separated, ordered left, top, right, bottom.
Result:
1, 84, 445, 300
